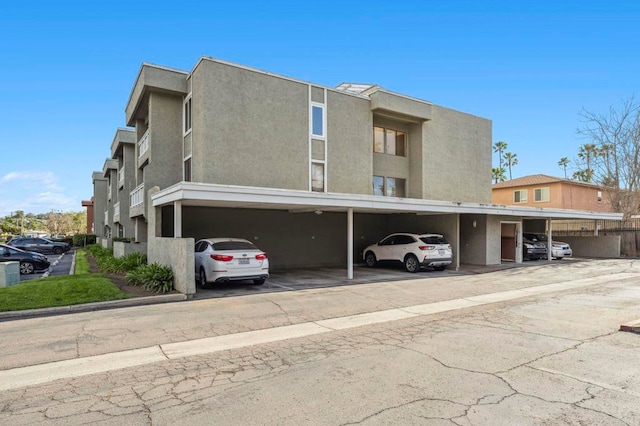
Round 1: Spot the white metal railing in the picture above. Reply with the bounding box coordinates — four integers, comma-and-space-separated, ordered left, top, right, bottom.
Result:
104, 209, 108, 223
138, 130, 149, 157
130, 183, 145, 207
107, 184, 112, 200
113, 202, 120, 218
118, 168, 124, 185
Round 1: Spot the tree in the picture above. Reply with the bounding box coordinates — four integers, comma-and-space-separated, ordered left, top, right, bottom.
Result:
503, 152, 518, 180
492, 167, 506, 184
493, 141, 508, 170
558, 157, 570, 178
576, 96, 640, 217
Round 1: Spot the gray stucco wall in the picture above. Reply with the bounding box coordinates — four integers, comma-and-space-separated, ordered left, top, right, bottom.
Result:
460, 214, 488, 265
557, 236, 621, 258
148, 237, 195, 295
92, 174, 107, 238
326, 91, 372, 195
192, 60, 309, 190
423, 106, 492, 204
113, 241, 148, 258
144, 91, 183, 218
120, 143, 136, 237
486, 215, 520, 265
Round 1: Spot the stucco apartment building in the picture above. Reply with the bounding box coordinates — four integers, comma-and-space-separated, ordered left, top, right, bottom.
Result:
492, 174, 613, 212
90, 57, 620, 294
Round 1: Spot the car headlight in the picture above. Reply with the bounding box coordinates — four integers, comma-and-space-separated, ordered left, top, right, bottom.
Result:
524, 243, 533, 249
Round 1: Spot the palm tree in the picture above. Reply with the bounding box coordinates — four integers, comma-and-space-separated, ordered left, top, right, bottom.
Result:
577, 143, 598, 182
503, 152, 518, 180
492, 167, 506, 184
493, 141, 508, 170
558, 157, 570, 178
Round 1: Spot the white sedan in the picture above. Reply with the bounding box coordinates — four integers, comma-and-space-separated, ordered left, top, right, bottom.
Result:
195, 238, 269, 288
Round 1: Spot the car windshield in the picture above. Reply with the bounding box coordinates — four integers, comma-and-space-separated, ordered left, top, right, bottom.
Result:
212, 241, 258, 251
420, 236, 448, 244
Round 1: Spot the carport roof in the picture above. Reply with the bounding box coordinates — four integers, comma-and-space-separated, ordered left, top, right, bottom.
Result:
152, 182, 623, 221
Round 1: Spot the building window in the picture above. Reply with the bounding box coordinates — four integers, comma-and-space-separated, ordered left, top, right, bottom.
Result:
311, 162, 325, 192
184, 157, 191, 182
514, 189, 528, 203
184, 97, 192, 134
311, 105, 324, 138
534, 187, 550, 202
373, 176, 406, 197
597, 190, 602, 202
373, 126, 406, 156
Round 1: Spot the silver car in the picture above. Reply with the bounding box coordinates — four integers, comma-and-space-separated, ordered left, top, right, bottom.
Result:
195, 238, 269, 288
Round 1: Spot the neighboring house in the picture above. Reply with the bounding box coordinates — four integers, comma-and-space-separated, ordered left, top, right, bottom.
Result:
109, 128, 137, 239
81, 198, 94, 234
89, 57, 621, 294
492, 174, 614, 213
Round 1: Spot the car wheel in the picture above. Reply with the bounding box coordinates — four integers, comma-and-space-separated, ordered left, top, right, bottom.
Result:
253, 278, 266, 285
365, 252, 377, 268
199, 268, 208, 290
53, 247, 63, 255
404, 255, 419, 273
20, 261, 35, 275
434, 265, 447, 271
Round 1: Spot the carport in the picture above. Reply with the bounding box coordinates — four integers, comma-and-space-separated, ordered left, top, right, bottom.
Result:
150, 183, 623, 285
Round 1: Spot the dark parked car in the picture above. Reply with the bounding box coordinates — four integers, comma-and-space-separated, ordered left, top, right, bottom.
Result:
0, 243, 51, 274
522, 237, 547, 260
7, 237, 70, 255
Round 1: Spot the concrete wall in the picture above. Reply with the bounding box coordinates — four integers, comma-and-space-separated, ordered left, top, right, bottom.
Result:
113, 242, 148, 258
0, 262, 20, 287
92, 173, 108, 238
423, 106, 492, 204
148, 237, 195, 295
486, 215, 521, 265
557, 236, 621, 258
460, 214, 488, 265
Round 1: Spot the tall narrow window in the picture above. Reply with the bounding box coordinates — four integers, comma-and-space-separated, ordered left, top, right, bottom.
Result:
373, 176, 384, 195
374, 127, 384, 153
597, 190, 602, 202
184, 97, 192, 134
311, 163, 324, 192
311, 105, 324, 138
184, 157, 191, 182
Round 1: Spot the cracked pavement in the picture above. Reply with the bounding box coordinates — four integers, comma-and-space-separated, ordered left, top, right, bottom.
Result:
0, 258, 639, 424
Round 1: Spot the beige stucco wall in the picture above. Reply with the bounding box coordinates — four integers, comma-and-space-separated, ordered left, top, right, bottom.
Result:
460, 214, 488, 265
423, 106, 492, 203
148, 237, 195, 295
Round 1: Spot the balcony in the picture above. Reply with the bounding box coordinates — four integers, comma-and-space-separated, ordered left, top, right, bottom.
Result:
113, 202, 120, 223
129, 183, 145, 218
138, 130, 149, 157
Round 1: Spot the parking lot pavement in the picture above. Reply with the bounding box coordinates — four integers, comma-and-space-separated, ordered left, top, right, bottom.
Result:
191, 259, 572, 299
19, 250, 74, 282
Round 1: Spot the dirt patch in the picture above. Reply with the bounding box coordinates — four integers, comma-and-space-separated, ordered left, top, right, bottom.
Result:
87, 255, 159, 298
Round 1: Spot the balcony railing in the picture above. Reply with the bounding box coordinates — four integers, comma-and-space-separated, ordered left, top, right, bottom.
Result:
107, 185, 112, 200
138, 130, 149, 157
104, 209, 108, 224
113, 202, 120, 218
130, 183, 145, 207
118, 168, 124, 186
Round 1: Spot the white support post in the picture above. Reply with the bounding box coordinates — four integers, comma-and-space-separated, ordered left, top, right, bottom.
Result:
347, 208, 353, 280
455, 214, 460, 271
594, 219, 599, 236
174, 201, 182, 238
547, 219, 552, 261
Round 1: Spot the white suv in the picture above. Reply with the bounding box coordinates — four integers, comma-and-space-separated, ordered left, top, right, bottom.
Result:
363, 233, 453, 273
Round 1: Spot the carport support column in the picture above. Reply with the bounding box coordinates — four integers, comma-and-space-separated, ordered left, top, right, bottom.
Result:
547, 219, 552, 261
347, 208, 353, 280
174, 201, 182, 238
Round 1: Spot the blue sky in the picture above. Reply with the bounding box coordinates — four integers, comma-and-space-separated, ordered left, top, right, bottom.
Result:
1, 0, 639, 217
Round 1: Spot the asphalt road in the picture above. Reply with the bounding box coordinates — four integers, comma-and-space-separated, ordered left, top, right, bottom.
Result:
0, 258, 638, 425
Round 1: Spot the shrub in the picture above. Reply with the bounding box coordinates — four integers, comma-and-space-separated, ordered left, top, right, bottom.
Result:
73, 234, 97, 247
126, 263, 174, 294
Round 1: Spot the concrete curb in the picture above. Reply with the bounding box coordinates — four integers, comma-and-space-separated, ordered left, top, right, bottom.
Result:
619, 319, 640, 334
0, 294, 188, 320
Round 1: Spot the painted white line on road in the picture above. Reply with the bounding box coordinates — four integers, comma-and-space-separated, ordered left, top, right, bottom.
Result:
69, 250, 76, 275
268, 282, 296, 290
0, 347, 167, 392
0, 272, 636, 391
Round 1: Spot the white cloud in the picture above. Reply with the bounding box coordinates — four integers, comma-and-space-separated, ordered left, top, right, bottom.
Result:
0, 171, 64, 192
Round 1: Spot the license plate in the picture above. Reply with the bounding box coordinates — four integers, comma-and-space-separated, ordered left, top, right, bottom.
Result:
438, 249, 444, 255
238, 258, 250, 265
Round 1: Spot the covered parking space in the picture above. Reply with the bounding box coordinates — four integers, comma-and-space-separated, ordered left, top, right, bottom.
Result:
148, 183, 622, 296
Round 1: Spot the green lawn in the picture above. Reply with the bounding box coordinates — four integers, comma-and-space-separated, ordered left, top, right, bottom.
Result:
0, 249, 131, 312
